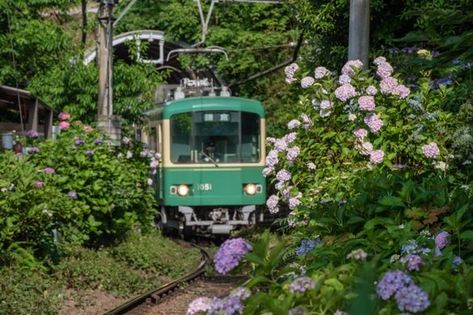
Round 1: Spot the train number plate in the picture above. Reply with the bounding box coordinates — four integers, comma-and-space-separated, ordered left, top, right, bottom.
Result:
198, 183, 213, 191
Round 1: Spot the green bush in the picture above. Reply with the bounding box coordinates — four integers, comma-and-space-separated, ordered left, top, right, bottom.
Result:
0, 116, 156, 261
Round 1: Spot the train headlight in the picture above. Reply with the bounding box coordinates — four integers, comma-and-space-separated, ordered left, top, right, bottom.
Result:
244, 183, 257, 195
177, 184, 190, 196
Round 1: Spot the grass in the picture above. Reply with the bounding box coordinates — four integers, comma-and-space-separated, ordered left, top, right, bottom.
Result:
0, 230, 202, 314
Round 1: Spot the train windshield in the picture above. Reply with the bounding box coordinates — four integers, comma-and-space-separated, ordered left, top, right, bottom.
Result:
170, 111, 260, 164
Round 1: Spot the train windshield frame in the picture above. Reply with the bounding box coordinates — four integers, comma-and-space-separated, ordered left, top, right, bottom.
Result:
170, 110, 260, 164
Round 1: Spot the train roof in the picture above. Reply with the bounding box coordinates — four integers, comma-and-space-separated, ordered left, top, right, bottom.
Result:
145, 96, 265, 120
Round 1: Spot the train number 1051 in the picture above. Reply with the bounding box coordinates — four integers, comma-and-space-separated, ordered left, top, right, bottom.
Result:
198, 183, 213, 191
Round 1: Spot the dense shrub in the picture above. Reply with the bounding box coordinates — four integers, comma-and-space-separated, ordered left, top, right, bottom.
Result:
0, 115, 156, 261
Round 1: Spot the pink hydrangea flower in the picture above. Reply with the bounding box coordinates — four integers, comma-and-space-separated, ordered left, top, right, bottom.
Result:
395, 84, 410, 98
366, 85, 378, 95
422, 142, 440, 158
58, 112, 70, 120
376, 61, 394, 78
338, 74, 351, 85
83, 125, 93, 132
353, 128, 368, 139
380, 77, 399, 95
369, 149, 384, 164
364, 114, 383, 133
314, 66, 330, 79
335, 84, 357, 101
58, 121, 70, 130
301, 76, 315, 88
34, 181, 44, 189
320, 100, 333, 110
44, 167, 55, 174
373, 56, 387, 65
341, 60, 363, 76
358, 95, 376, 111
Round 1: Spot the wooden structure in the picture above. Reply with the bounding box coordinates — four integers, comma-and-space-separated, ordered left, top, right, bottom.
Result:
0, 85, 54, 148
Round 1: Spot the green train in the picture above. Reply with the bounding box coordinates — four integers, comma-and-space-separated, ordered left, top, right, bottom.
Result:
143, 95, 266, 235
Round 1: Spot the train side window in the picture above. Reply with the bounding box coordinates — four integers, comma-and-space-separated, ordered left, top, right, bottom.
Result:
149, 127, 157, 152
241, 112, 260, 162
170, 112, 192, 163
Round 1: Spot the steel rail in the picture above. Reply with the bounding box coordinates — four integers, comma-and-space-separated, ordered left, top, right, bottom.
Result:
103, 244, 210, 315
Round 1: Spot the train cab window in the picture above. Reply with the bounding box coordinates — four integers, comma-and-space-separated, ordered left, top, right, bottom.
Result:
170, 111, 260, 164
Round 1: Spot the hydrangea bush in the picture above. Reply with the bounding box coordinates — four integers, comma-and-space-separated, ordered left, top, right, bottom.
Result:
0, 113, 156, 262
188, 58, 472, 314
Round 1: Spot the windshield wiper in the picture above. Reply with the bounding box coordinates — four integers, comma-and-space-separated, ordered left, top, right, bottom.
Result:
201, 151, 219, 167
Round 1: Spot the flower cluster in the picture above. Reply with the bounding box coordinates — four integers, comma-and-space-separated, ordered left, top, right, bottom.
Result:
422, 142, 440, 159
213, 238, 252, 274
295, 238, 321, 256
58, 112, 71, 130
346, 248, 368, 261
288, 276, 316, 293
376, 270, 430, 313
187, 287, 251, 315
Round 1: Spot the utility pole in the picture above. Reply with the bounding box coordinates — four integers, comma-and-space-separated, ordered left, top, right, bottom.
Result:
96, 0, 121, 143
348, 0, 370, 66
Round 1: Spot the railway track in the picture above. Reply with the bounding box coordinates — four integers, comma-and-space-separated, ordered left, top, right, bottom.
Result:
103, 239, 246, 315
104, 244, 210, 315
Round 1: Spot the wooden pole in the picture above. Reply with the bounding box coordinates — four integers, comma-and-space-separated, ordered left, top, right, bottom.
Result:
348, 0, 370, 66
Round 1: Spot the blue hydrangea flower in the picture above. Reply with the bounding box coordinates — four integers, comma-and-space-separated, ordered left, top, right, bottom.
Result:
208, 296, 243, 315
288, 276, 315, 293
295, 239, 320, 256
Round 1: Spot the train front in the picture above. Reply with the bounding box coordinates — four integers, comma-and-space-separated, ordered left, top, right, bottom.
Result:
160, 96, 266, 235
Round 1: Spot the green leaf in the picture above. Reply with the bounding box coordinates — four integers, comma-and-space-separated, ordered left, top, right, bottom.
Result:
378, 196, 405, 208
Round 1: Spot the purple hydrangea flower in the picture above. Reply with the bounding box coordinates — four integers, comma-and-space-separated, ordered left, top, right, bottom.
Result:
452, 256, 463, 267
187, 297, 213, 315
262, 167, 273, 177
289, 276, 316, 293
276, 169, 291, 182
394, 284, 430, 313
274, 138, 288, 151
27, 130, 38, 138
75, 138, 85, 146
229, 287, 251, 301
208, 296, 243, 315
435, 231, 449, 249
284, 132, 297, 144
358, 95, 376, 111
376, 270, 413, 300
286, 146, 300, 161
422, 142, 440, 159
265, 150, 279, 167
44, 167, 55, 174
288, 119, 301, 130
67, 191, 77, 199
373, 56, 387, 65
85, 150, 95, 157
266, 194, 279, 214
314, 66, 330, 79
288, 195, 302, 210
214, 238, 252, 274
300, 113, 313, 129
95, 138, 103, 145
403, 254, 423, 271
